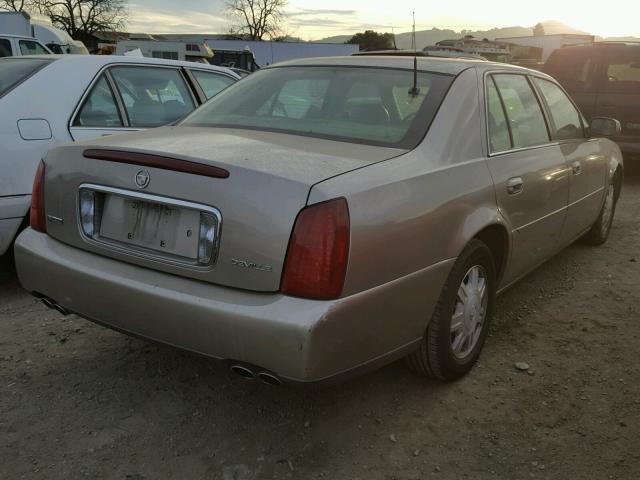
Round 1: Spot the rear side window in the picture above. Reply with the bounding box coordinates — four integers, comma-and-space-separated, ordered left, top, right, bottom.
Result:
191, 70, 235, 99
544, 49, 596, 93
492, 74, 550, 149
74, 76, 123, 128
604, 47, 640, 94
110, 66, 196, 127
533, 78, 584, 140
0, 39, 11, 58
18, 40, 49, 55
486, 78, 511, 152
0, 58, 51, 97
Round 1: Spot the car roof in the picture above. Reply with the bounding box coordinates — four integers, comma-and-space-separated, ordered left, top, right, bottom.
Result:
266, 55, 533, 76
0, 34, 44, 40
4, 54, 240, 78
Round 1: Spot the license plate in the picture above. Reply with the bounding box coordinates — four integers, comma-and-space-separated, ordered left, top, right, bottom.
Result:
99, 195, 201, 259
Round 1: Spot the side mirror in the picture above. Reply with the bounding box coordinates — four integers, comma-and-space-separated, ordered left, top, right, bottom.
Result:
590, 117, 622, 137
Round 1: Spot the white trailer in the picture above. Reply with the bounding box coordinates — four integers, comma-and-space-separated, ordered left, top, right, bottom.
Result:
116, 40, 214, 63
0, 11, 31, 36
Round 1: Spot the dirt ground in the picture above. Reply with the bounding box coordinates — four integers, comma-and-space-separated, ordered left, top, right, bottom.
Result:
2, 171, 640, 480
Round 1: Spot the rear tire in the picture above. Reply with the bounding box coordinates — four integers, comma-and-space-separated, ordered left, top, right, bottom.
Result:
407, 239, 496, 381
583, 171, 620, 245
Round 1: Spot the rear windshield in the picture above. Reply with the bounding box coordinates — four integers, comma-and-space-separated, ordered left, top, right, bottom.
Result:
182, 66, 453, 148
0, 58, 52, 97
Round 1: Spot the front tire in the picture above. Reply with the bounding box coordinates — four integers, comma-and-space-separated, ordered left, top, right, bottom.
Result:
407, 239, 496, 381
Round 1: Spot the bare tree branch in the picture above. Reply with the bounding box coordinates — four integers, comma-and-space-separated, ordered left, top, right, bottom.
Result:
224, 0, 286, 41
36, 0, 127, 42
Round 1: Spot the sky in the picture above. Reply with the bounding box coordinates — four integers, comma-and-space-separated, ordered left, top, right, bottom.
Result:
127, 0, 640, 40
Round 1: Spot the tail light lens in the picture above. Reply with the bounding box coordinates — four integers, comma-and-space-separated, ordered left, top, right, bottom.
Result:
30, 161, 46, 232
281, 198, 350, 300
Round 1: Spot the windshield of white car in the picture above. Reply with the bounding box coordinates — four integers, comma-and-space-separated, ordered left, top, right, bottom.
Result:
182, 66, 454, 148
0, 58, 53, 98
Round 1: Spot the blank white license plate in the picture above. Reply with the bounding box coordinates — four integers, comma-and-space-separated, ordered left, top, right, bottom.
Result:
99, 195, 201, 259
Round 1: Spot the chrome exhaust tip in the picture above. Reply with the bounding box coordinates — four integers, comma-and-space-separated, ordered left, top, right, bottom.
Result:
230, 365, 255, 380
41, 297, 55, 309
256, 372, 282, 386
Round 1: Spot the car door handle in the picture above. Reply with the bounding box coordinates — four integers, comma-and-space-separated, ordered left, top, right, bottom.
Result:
572, 161, 583, 175
506, 177, 524, 195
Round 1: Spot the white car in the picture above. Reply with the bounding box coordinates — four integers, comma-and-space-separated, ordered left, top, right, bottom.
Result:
0, 55, 239, 256
0, 34, 51, 57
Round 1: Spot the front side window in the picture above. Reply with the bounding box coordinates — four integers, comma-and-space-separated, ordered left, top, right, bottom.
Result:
182, 66, 453, 148
110, 66, 195, 127
74, 76, 123, 128
18, 40, 49, 55
191, 70, 235, 99
492, 74, 550, 149
486, 78, 511, 153
0, 39, 11, 58
534, 78, 583, 140
604, 47, 640, 94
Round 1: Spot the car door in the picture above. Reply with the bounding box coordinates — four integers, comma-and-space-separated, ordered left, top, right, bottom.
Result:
70, 65, 198, 141
69, 72, 131, 141
186, 68, 236, 100
532, 76, 607, 243
484, 73, 570, 285
595, 45, 640, 147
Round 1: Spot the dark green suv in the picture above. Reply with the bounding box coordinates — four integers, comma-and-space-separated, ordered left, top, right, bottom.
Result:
544, 42, 640, 159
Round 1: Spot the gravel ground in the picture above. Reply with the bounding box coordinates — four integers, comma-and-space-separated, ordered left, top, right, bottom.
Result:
1, 171, 640, 480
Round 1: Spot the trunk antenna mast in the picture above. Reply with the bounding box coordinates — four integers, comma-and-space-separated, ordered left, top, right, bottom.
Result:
408, 11, 420, 97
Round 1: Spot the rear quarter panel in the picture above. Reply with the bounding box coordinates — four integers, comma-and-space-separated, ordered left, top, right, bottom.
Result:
309, 68, 502, 295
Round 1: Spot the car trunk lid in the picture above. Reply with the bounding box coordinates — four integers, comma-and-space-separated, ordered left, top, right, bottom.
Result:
42, 126, 404, 292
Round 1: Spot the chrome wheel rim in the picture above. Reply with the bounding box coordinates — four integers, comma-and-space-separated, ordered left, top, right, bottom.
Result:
601, 183, 615, 237
450, 265, 488, 360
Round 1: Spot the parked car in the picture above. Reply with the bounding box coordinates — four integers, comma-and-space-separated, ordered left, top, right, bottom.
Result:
0, 34, 51, 57
0, 55, 239, 256
544, 42, 640, 159
14, 57, 623, 385
0, 11, 85, 56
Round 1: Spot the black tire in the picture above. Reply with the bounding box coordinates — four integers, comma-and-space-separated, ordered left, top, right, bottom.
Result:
407, 239, 496, 381
582, 170, 621, 246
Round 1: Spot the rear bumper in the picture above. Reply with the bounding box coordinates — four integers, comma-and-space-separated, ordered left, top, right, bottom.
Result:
15, 229, 453, 384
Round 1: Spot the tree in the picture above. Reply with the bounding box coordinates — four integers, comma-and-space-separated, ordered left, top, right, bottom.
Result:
37, 0, 127, 43
533, 22, 545, 36
0, 0, 35, 11
225, 0, 287, 41
347, 30, 395, 51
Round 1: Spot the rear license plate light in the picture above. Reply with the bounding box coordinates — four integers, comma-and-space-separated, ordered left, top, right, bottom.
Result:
78, 185, 221, 268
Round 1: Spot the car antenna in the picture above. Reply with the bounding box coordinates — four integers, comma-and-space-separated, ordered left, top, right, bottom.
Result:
408, 11, 420, 97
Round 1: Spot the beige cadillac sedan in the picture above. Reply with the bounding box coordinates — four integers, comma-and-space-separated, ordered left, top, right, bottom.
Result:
15, 57, 623, 385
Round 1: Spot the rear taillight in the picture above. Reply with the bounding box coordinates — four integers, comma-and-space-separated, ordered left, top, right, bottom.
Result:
281, 198, 350, 300
30, 161, 46, 232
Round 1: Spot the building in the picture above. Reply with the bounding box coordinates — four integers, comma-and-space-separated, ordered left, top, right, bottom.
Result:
495, 34, 594, 61
434, 36, 510, 62
160, 35, 359, 67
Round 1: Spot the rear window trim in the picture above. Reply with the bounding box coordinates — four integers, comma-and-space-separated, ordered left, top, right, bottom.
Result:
182, 65, 457, 150
0, 58, 54, 98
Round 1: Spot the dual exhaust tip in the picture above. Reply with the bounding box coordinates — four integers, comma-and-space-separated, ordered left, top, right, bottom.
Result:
40, 296, 70, 316
38, 293, 282, 386
230, 364, 282, 386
